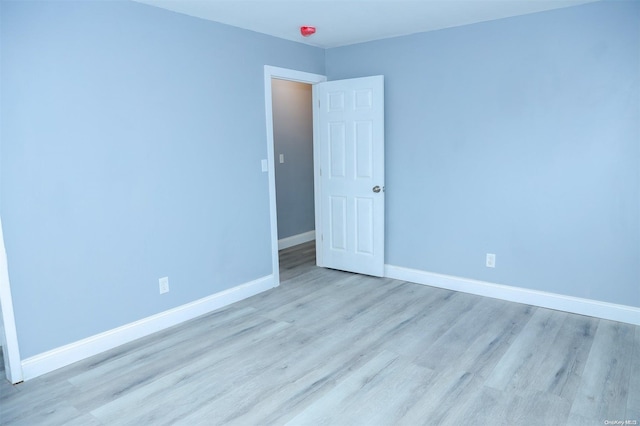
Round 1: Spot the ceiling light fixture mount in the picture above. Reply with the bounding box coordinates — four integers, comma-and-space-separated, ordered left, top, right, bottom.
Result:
300, 26, 316, 37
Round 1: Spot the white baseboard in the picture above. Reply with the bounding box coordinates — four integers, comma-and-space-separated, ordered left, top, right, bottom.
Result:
21, 275, 275, 381
385, 265, 640, 326
278, 230, 315, 250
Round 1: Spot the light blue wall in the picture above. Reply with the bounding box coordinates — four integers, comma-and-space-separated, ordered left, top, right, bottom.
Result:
326, 1, 640, 307
0, 0, 324, 358
272, 79, 315, 240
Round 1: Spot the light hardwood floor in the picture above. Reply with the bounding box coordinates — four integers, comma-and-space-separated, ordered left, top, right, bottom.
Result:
1, 241, 638, 425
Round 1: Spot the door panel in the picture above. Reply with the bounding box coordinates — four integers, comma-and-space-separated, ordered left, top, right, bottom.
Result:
355, 121, 373, 178
355, 197, 374, 254
314, 76, 384, 277
330, 196, 347, 251
329, 123, 346, 178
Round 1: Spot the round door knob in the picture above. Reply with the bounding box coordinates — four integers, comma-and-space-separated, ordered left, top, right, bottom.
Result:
372, 186, 381, 193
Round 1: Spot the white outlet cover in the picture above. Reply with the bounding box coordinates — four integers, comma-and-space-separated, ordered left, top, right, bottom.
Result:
159, 276, 169, 294
486, 253, 496, 268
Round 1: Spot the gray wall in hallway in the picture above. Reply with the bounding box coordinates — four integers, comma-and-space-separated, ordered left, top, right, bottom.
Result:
272, 79, 315, 240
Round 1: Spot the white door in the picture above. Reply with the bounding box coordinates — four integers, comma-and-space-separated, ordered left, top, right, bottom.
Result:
314, 76, 384, 277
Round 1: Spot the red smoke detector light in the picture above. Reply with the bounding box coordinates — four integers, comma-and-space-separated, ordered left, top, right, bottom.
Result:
300, 26, 316, 37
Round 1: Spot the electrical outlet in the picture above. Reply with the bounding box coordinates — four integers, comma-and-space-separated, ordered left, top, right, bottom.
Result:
159, 276, 169, 294
279, 154, 284, 163
486, 253, 496, 268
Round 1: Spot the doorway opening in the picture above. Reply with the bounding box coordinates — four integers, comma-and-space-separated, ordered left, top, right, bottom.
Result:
263, 66, 326, 286
270, 78, 316, 278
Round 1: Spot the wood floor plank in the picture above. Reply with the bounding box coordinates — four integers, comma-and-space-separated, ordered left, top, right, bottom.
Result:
394, 367, 484, 425
0, 377, 81, 425
627, 327, 640, 421
283, 350, 433, 426
565, 413, 598, 426
438, 385, 513, 425
449, 301, 535, 379
90, 319, 305, 425
484, 308, 567, 393
286, 278, 425, 336
438, 385, 571, 426
67, 305, 257, 388
413, 296, 531, 372
279, 242, 317, 280
71, 314, 292, 413
0, 370, 19, 400
8, 406, 103, 426
231, 267, 351, 315
378, 289, 479, 359
260, 273, 394, 327
505, 390, 572, 425
569, 320, 635, 422
528, 314, 599, 400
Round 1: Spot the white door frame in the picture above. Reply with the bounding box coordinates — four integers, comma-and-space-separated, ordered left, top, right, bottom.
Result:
0, 217, 24, 383
263, 66, 326, 285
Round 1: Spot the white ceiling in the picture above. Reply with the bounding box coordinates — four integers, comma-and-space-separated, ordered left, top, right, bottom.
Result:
134, 0, 599, 48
